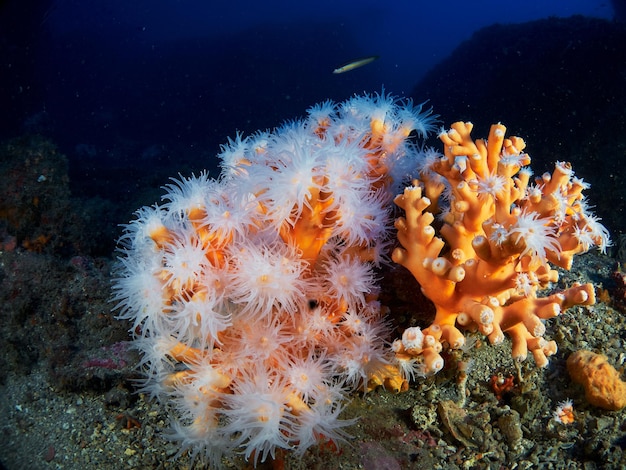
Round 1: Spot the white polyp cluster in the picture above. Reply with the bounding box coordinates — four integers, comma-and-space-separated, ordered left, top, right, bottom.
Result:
112, 93, 436, 467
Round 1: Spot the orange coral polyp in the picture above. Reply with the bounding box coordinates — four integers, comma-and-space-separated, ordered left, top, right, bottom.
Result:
370, 118, 386, 136
169, 341, 207, 364
149, 225, 174, 248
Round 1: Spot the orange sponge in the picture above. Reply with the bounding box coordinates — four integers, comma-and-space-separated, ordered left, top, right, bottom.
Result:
566, 350, 626, 411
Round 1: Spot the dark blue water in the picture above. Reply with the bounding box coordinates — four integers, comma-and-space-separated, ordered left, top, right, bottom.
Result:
0, 0, 616, 203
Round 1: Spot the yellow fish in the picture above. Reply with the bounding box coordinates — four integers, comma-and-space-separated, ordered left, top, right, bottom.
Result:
332, 55, 379, 74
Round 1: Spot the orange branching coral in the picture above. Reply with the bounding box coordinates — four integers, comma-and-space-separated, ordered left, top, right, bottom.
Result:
391, 122, 610, 375
567, 350, 626, 410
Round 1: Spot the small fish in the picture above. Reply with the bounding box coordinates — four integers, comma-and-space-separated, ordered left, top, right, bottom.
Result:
332, 55, 379, 74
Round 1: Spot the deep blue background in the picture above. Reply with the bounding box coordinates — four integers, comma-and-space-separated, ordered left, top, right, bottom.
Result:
0, 0, 617, 202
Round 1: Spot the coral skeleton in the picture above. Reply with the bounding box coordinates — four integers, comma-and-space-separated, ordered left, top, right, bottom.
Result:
112, 93, 436, 466
391, 122, 610, 375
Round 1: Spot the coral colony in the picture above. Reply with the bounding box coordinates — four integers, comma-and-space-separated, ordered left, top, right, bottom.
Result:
390, 122, 609, 375
112, 94, 609, 466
